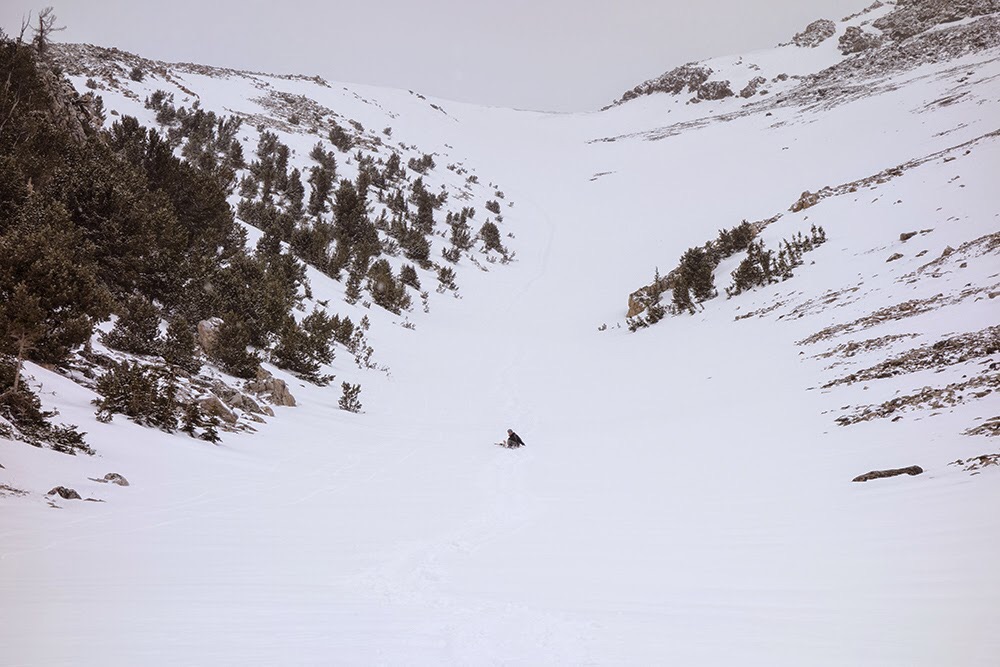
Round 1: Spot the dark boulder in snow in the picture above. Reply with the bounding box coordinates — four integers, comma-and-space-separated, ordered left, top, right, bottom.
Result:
90, 473, 130, 486
852, 466, 924, 482
790, 190, 821, 212
739, 76, 768, 98
697, 80, 734, 101
792, 19, 837, 48
47, 486, 82, 500
839, 26, 884, 54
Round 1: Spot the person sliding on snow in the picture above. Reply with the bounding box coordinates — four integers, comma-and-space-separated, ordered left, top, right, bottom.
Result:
506, 429, 525, 448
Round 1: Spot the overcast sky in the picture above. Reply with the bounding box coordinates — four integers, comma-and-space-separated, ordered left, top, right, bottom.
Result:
1, 1, 867, 111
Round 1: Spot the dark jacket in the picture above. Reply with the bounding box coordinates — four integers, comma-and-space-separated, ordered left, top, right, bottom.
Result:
507, 431, 525, 447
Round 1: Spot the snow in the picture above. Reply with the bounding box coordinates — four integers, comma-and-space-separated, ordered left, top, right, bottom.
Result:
3, 16, 1000, 665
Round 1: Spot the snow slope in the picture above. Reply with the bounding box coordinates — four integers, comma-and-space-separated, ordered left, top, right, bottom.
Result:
3, 5, 1000, 665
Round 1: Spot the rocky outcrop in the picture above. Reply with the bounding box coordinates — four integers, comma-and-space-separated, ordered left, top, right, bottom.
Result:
47, 486, 82, 500
211, 380, 275, 418
852, 466, 923, 482
697, 80, 734, 101
616, 64, 713, 105
790, 191, 821, 212
873, 0, 1000, 41
739, 76, 767, 98
792, 19, 837, 48
196, 318, 223, 354
838, 26, 884, 54
245, 368, 296, 407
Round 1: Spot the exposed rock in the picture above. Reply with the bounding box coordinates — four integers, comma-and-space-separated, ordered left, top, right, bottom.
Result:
198, 395, 238, 425
210, 381, 275, 416
839, 26, 884, 54
196, 317, 223, 354
245, 368, 296, 407
790, 191, 821, 212
792, 19, 837, 48
697, 80, 734, 101
886, 252, 904, 262
964, 419, 1000, 438
873, 0, 1000, 42
739, 76, 767, 98
615, 64, 713, 105
900, 231, 918, 241
950, 452, 1000, 471
90, 472, 130, 486
47, 486, 82, 500
852, 466, 923, 482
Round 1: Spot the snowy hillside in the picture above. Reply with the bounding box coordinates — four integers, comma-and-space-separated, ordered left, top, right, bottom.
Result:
2, 1, 999, 664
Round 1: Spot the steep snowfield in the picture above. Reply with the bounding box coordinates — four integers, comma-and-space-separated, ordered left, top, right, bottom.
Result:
3, 15, 1000, 667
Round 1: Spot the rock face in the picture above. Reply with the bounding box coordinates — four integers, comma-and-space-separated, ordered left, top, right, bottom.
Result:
196, 317, 223, 354
852, 465, 924, 482
47, 486, 82, 500
245, 368, 296, 407
839, 26, 884, 54
793, 19, 837, 48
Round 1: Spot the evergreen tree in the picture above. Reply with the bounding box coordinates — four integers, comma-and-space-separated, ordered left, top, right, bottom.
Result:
209, 315, 260, 379
162, 316, 202, 374
104, 294, 162, 356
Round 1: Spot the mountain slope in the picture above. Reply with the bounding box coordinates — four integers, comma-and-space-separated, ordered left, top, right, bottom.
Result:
2, 1, 999, 664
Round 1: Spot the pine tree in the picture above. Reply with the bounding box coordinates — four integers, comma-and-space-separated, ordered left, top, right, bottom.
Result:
339, 382, 362, 413
162, 316, 202, 374
104, 294, 162, 356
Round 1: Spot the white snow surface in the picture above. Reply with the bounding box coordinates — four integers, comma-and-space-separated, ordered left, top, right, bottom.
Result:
3, 19, 1000, 666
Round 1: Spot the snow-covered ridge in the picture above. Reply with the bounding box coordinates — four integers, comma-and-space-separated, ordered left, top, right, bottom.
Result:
607, 0, 1000, 109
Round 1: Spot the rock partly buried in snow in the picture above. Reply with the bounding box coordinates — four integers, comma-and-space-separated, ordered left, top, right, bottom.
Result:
886, 252, 904, 262
739, 76, 767, 98
839, 26, 884, 54
245, 368, 296, 407
47, 486, 82, 500
90, 472, 130, 486
196, 317, 223, 354
873, 0, 1000, 42
199, 395, 238, 424
697, 80, 734, 101
852, 466, 924, 482
900, 231, 918, 241
792, 19, 837, 48
791, 190, 821, 212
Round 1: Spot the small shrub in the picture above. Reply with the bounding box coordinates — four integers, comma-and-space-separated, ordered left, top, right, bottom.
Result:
339, 382, 362, 413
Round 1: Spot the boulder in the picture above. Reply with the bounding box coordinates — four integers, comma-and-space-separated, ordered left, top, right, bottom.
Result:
697, 80, 734, 101
792, 19, 837, 48
245, 368, 296, 407
852, 465, 923, 482
838, 26, 883, 54
739, 76, 767, 98
196, 317, 223, 354
47, 486, 82, 500
101, 473, 129, 486
886, 252, 904, 262
790, 190, 820, 212
198, 395, 238, 425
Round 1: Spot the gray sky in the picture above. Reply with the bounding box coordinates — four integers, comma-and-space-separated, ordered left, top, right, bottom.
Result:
1, 1, 867, 111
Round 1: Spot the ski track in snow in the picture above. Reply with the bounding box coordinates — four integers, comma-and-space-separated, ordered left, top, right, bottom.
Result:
3, 18, 1000, 666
